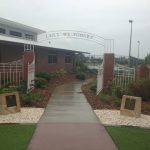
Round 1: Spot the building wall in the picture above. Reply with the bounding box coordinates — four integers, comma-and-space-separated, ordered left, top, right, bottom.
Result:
0, 43, 23, 62
0, 42, 75, 73
35, 48, 75, 73
0, 24, 37, 41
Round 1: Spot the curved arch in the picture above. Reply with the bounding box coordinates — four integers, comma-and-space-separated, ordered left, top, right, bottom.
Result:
38, 30, 114, 52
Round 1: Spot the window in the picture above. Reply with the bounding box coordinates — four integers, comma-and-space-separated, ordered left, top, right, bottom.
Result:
0, 28, 6, 34
48, 53, 57, 64
25, 34, 34, 40
65, 54, 72, 63
10, 30, 22, 37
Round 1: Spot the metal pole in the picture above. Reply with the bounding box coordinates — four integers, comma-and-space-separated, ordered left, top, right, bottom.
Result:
137, 41, 140, 58
137, 41, 140, 65
128, 20, 133, 67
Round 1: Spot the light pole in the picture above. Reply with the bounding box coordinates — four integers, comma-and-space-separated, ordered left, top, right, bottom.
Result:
137, 41, 140, 58
137, 41, 140, 65
128, 20, 133, 67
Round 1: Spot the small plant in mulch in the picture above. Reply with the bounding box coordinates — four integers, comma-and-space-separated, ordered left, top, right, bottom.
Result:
34, 77, 48, 88
97, 93, 121, 106
35, 72, 51, 88
76, 72, 86, 80
88, 68, 98, 75
20, 92, 43, 106
35, 72, 51, 81
51, 69, 66, 78
0, 87, 18, 94
88, 79, 97, 93
127, 77, 150, 101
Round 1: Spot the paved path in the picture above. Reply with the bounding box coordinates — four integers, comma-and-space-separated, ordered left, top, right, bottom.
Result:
28, 82, 117, 150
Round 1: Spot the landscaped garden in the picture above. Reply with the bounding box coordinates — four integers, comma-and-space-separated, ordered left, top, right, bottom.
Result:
82, 76, 150, 115
0, 69, 77, 108
0, 54, 150, 150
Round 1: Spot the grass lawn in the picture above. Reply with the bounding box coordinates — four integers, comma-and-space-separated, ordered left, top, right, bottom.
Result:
106, 126, 150, 150
0, 124, 36, 150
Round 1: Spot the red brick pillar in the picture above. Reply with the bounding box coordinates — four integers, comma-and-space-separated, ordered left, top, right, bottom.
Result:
103, 53, 115, 88
23, 51, 34, 80
136, 64, 149, 80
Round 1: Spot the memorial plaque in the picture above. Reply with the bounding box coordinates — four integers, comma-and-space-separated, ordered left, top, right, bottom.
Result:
124, 98, 136, 110
0, 92, 21, 115
120, 95, 141, 118
6, 95, 17, 107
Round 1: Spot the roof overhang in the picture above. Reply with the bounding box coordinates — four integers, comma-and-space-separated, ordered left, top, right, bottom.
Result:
0, 34, 89, 54
0, 17, 45, 34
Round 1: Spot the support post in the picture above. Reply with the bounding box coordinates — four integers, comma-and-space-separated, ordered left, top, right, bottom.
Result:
23, 51, 34, 81
103, 53, 115, 88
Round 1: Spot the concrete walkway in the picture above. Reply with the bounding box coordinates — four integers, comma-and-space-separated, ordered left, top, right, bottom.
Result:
28, 82, 117, 150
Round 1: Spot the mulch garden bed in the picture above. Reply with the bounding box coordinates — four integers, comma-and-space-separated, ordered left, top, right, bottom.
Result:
26, 74, 150, 116
82, 82, 150, 115
81, 84, 119, 110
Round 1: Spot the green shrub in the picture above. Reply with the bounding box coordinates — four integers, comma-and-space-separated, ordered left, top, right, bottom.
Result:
36, 72, 51, 81
20, 93, 42, 105
88, 68, 98, 75
127, 77, 150, 100
88, 80, 97, 93
51, 69, 66, 78
76, 72, 86, 80
0, 87, 17, 94
112, 98, 121, 107
112, 86, 128, 99
17, 80, 27, 93
34, 77, 47, 88
90, 84, 97, 93
98, 93, 121, 107
75, 62, 88, 74
20, 94, 31, 105
97, 93, 113, 103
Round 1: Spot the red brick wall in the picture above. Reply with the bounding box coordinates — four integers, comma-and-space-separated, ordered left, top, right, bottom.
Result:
0, 48, 1, 62
35, 48, 74, 73
23, 51, 34, 80
103, 53, 115, 87
0, 43, 23, 62
0, 42, 75, 73
136, 64, 149, 80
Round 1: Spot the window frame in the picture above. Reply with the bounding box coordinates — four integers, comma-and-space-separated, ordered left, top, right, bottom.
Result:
48, 52, 57, 64
65, 54, 72, 64
9, 30, 22, 37
0, 28, 6, 34
25, 34, 34, 40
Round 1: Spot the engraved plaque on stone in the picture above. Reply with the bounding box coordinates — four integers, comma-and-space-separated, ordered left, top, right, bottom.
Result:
6, 95, 17, 107
120, 95, 141, 118
124, 98, 136, 110
0, 92, 21, 115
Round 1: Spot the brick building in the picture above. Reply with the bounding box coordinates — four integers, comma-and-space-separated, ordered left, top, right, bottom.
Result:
0, 17, 80, 73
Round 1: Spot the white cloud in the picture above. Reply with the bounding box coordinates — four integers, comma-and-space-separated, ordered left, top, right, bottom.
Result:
0, 0, 150, 57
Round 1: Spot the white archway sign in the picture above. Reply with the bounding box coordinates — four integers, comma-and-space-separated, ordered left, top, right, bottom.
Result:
38, 30, 114, 53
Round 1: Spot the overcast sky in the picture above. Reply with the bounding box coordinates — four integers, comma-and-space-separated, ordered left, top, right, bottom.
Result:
0, 0, 150, 58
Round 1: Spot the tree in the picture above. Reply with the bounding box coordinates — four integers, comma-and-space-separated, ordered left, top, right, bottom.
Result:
145, 53, 150, 65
